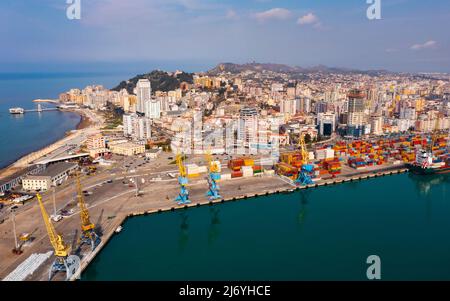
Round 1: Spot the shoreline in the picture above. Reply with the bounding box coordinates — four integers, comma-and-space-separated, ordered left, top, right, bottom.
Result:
0, 109, 90, 179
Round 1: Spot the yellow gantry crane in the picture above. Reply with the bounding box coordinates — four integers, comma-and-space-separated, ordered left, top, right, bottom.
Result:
76, 173, 100, 251
206, 150, 220, 173
299, 133, 309, 165
175, 152, 190, 204
36, 193, 73, 280
176, 153, 187, 178
205, 149, 221, 200
294, 134, 314, 185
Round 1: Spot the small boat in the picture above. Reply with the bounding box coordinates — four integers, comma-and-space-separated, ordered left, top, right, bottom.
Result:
115, 225, 123, 233
9, 107, 25, 114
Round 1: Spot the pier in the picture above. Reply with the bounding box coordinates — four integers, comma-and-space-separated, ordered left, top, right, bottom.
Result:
25, 104, 58, 113
9, 103, 59, 114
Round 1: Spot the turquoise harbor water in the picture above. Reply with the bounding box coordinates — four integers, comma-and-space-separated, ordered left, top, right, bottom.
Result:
82, 173, 450, 281
0, 72, 128, 169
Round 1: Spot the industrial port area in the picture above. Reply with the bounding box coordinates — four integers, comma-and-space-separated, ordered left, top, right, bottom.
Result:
0, 36, 449, 285
1, 63, 449, 282
0, 126, 448, 281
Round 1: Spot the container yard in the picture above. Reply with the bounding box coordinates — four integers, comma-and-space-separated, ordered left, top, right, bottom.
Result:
272, 133, 449, 183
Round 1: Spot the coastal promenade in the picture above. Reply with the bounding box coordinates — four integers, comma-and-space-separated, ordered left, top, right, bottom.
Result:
0, 109, 104, 179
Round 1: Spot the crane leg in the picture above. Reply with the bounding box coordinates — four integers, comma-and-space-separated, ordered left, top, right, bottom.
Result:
48, 257, 68, 281
80, 230, 101, 251
206, 173, 222, 200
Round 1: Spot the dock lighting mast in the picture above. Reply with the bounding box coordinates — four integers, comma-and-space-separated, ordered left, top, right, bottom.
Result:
11, 207, 22, 255
294, 133, 314, 186
175, 152, 190, 205
36, 193, 76, 280
76, 174, 100, 251
205, 150, 222, 200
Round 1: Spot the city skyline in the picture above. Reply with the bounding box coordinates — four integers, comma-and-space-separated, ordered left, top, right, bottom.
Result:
1, 0, 449, 73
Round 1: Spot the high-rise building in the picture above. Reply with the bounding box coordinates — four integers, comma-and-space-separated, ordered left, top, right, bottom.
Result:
400, 107, 416, 120
347, 89, 366, 126
238, 107, 258, 151
297, 98, 311, 114
317, 112, 336, 136
280, 99, 296, 116
315, 100, 328, 114
123, 113, 152, 141
370, 114, 383, 135
136, 79, 151, 114
144, 99, 161, 119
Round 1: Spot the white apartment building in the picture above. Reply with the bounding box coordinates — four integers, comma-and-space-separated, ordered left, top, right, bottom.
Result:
136, 79, 151, 114
145, 99, 161, 119
370, 114, 384, 135
348, 112, 366, 126
280, 99, 297, 116
123, 113, 152, 141
238, 107, 259, 152
396, 119, 415, 132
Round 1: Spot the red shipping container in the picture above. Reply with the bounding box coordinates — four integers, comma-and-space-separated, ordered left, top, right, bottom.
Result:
231, 170, 243, 178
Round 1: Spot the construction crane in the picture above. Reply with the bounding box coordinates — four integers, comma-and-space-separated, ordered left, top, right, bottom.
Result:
36, 193, 75, 280
294, 133, 314, 186
76, 173, 100, 251
175, 152, 190, 205
205, 150, 222, 200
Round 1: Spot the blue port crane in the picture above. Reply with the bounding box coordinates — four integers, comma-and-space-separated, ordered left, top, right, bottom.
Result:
175, 152, 191, 205
294, 133, 315, 186
205, 150, 222, 200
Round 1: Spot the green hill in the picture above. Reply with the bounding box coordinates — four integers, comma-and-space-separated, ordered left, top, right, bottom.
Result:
112, 70, 194, 94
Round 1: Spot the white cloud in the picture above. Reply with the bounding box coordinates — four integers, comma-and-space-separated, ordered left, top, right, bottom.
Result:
297, 13, 319, 25
411, 40, 437, 50
252, 8, 292, 22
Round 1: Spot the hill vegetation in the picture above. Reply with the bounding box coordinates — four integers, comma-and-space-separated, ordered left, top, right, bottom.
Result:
112, 70, 194, 94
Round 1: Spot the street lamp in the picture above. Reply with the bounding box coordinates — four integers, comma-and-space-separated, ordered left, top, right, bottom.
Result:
11, 206, 22, 255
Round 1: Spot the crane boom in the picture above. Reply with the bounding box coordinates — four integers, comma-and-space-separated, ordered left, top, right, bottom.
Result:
36, 194, 70, 257
76, 174, 95, 232
299, 133, 309, 164
177, 153, 187, 177
206, 150, 219, 173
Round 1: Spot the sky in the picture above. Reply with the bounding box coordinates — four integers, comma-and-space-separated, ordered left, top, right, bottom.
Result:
1, 0, 449, 73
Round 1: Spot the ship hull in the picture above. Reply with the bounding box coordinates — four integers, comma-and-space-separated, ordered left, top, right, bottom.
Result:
407, 164, 450, 175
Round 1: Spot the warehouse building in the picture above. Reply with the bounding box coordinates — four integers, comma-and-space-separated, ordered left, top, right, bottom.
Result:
22, 162, 78, 191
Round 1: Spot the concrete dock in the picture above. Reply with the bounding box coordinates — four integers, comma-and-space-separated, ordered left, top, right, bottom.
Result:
0, 161, 410, 281
71, 166, 410, 281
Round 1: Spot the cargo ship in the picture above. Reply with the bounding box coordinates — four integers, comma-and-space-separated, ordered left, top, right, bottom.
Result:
9, 107, 25, 114
408, 149, 450, 175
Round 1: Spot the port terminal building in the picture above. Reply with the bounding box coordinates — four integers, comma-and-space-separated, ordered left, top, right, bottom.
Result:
22, 162, 78, 192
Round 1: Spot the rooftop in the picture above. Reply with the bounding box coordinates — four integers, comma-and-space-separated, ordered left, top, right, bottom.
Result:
34, 162, 78, 178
